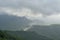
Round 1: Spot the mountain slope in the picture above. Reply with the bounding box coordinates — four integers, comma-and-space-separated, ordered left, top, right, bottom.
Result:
0, 14, 31, 30
0, 30, 23, 40
7, 31, 53, 40
28, 25, 60, 40
0, 30, 53, 40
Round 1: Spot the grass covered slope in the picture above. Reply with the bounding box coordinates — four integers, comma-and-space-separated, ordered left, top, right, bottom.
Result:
0, 30, 53, 40
0, 30, 23, 40
29, 25, 60, 40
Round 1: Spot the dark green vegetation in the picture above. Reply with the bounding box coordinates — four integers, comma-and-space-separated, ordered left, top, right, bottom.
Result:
0, 30, 53, 40
0, 30, 23, 40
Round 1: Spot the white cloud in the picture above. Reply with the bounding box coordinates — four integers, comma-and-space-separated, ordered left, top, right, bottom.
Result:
0, 0, 60, 15
0, 0, 60, 24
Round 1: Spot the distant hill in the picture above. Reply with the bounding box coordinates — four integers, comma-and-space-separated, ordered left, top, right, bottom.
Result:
28, 25, 60, 40
0, 30, 53, 40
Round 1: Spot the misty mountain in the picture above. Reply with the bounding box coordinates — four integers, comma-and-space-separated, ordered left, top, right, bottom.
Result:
28, 24, 60, 40
0, 14, 31, 30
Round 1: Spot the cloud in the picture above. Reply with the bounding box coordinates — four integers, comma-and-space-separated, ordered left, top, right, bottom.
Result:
35, 13, 60, 24
0, 0, 60, 31
0, 0, 60, 15
0, 0, 60, 25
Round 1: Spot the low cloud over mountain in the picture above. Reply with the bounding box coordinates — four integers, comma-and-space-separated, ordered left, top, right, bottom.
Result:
0, 13, 31, 30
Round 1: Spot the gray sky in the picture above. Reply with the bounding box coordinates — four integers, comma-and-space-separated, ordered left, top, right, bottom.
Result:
0, 0, 60, 24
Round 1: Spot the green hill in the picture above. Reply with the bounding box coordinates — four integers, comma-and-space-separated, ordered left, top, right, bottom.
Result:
0, 30, 53, 40
0, 30, 23, 40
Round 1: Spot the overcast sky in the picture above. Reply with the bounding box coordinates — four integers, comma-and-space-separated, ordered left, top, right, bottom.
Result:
0, 0, 60, 24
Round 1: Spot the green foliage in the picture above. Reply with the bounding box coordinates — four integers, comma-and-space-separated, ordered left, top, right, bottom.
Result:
0, 30, 53, 40
0, 30, 23, 40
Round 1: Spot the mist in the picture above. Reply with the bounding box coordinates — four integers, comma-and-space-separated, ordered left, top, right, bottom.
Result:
0, 0, 60, 30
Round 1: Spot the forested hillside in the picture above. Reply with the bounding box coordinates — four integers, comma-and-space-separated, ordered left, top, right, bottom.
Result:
0, 30, 53, 40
